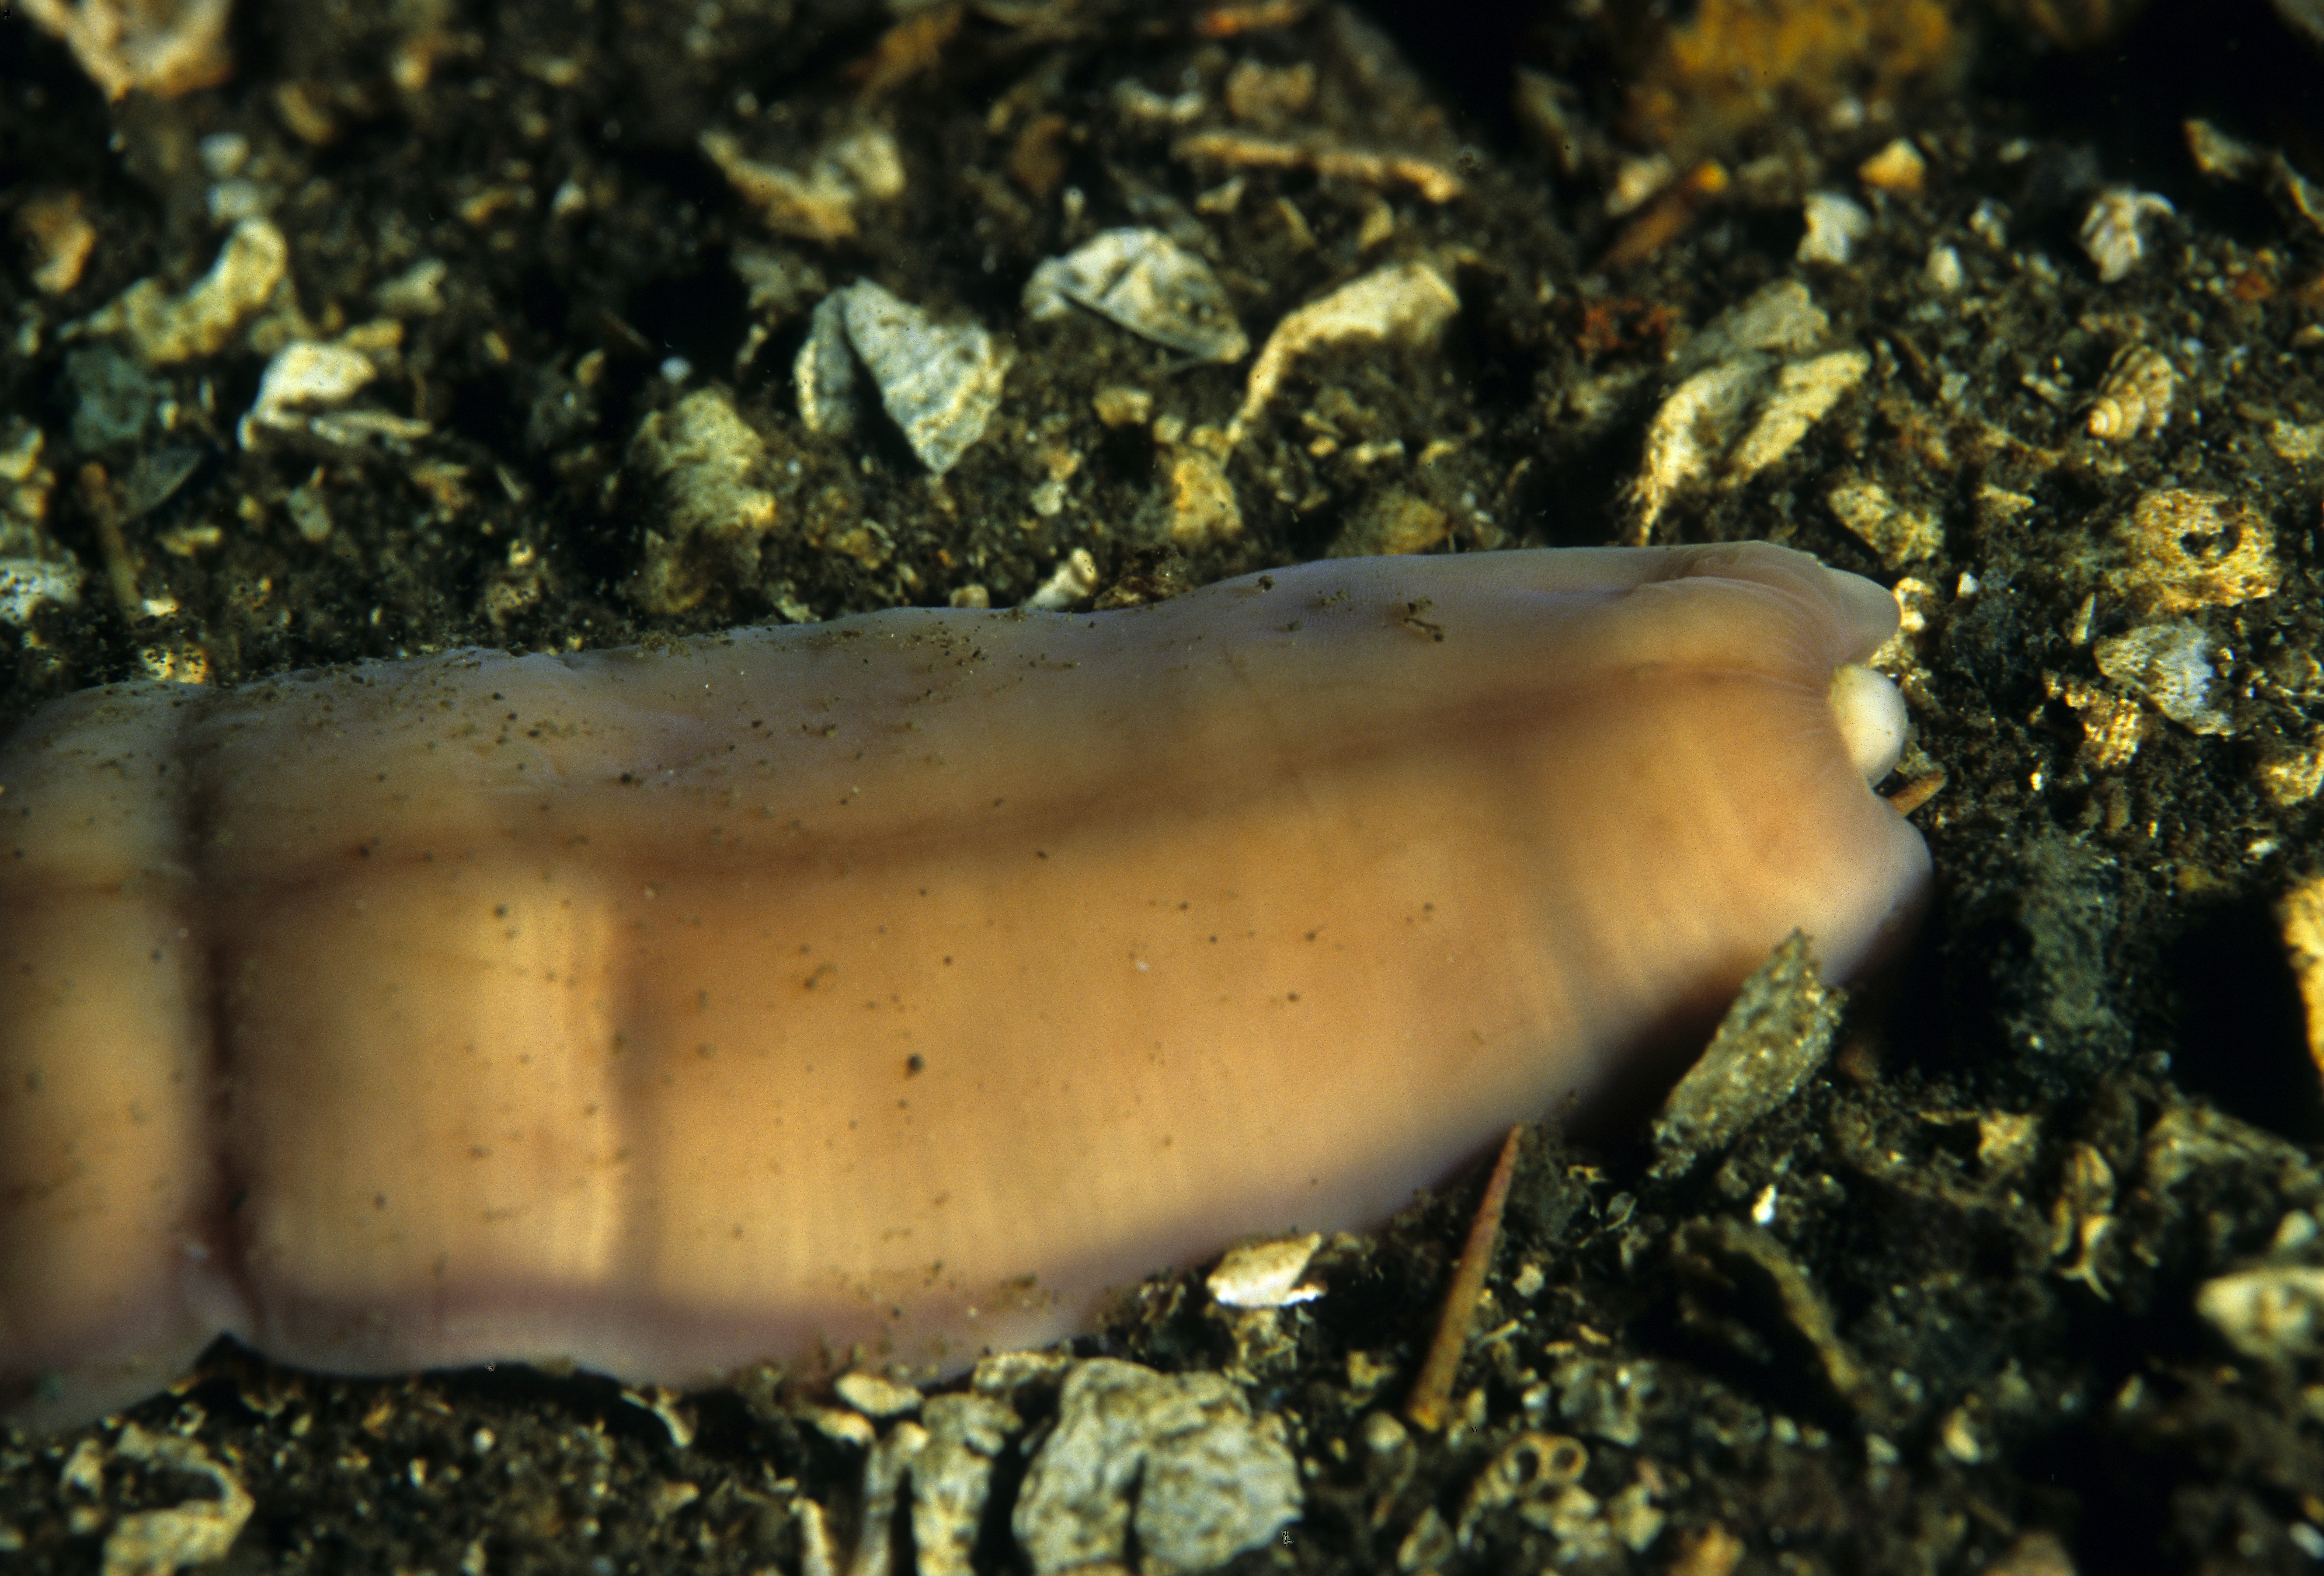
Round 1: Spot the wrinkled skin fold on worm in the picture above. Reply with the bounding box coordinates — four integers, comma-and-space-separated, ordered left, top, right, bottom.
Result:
0, 543, 1929, 1430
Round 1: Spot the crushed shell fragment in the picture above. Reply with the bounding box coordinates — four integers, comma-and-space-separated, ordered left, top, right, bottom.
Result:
2197, 1263, 2324, 1361
2093, 621, 2231, 735
2080, 187, 2174, 284
702, 125, 905, 244
19, 0, 234, 101
1827, 477, 1943, 567
794, 281, 1009, 475
240, 341, 379, 446
1797, 192, 1872, 265
1012, 1359, 1301, 1576
1648, 933, 1841, 1182
1632, 342, 1868, 541
624, 387, 782, 614
1024, 228, 1248, 362
1229, 262, 1458, 444
79, 217, 289, 365
1207, 1233, 1326, 1308
2283, 875, 2324, 1089
2111, 488, 2279, 614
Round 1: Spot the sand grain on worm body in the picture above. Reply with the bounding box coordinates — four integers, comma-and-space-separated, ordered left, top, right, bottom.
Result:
0, 543, 1930, 1430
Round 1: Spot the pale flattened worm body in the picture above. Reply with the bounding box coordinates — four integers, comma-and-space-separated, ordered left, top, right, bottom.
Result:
0, 543, 1928, 1430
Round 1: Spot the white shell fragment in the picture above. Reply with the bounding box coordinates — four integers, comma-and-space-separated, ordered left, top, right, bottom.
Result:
1633, 362, 1762, 536
79, 217, 289, 365
1012, 1359, 1302, 1576
1629, 288, 1870, 543
1827, 477, 1944, 567
912, 1395, 1018, 1576
794, 293, 861, 441
793, 281, 1009, 476
240, 341, 379, 447
1023, 547, 1099, 609
625, 387, 782, 615
1858, 138, 1927, 194
1648, 934, 1841, 1182
1670, 279, 1830, 375
92, 1423, 256, 1575
2110, 488, 2280, 614
2197, 1265, 2324, 1361
2284, 876, 2324, 1086
2080, 187, 2175, 284
18, 0, 233, 102
1924, 243, 1966, 294
796, 1357, 1294, 1576
1797, 191, 1873, 266
1727, 350, 1871, 482
19, 192, 97, 295
701, 125, 905, 244
1156, 449, 1243, 548
1023, 228, 1248, 362
2094, 621, 2232, 735
1228, 262, 1459, 444
835, 1371, 926, 1419
1207, 1232, 1327, 1308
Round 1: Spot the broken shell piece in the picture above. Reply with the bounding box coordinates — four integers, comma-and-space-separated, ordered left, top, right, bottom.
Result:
17, 192, 97, 296
2282, 875, 2324, 1087
912, 1395, 1018, 1576
1207, 1233, 1326, 1308
1632, 361, 1764, 538
1727, 350, 1871, 484
2111, 488, 2279, 614
239, 341, 379, 447
1331, 487, 1451, 557
1826, 477, 1944, 568
794, 293, 861, 441
1627, 319, 1871, 545
1155, 450, 1243, 547
2047, 675, 2145, 771
702, 125, 905, 244
835, 1372, 925, 1418
79, 217, 289, 365
793, 282, 1009, 476
1012, 1360, 1301, 1576
95, 1423, 255, 1576
2094, 621, 2232, 734
372, 258, 449, 318
1649, 934, 1841, 1182
1671, 280, 1829, 373
1023, 547, 1099, 609
1172, 131, 1463, 204
1228, 262, 1458, 444
2260, 732, 2324, 807
2080, 188, 2174, 284
624, 388, 783, 615
1091, 385, 1153, 427
1797, 192, 1873, 265
19, 0, 234, 101
1924, 244, 1966, 294
2086, 344, 2176, 442
1858, 138, 1927, 194
1023, 229, 1248, 362
2196, 1264, 2324, 1361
